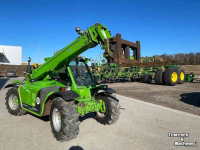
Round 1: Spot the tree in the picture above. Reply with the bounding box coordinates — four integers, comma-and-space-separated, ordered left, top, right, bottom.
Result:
158, 52, 200, 65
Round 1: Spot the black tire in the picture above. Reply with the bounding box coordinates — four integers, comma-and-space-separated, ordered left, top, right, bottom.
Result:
162, 68, 168, 85
5, 87, 26, 116
95, 95, 120, 125
146, 75, 152, 84
141, 74, 147, 83
155, 69, 163, 85
131, 77, 136, 82
163, 68, 178, 86
50, 98, 80, 142
141, 74, 152, 83
177, 68, 185, 84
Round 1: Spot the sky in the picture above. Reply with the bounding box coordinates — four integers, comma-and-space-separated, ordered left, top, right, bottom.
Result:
0, 0, 199, 64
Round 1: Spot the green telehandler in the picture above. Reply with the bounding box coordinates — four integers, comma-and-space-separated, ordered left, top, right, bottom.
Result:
4, 22, 141, 141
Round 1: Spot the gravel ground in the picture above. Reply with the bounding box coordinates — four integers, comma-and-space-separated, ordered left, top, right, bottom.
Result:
105, 81, 200, 116
1, 86, 200, 150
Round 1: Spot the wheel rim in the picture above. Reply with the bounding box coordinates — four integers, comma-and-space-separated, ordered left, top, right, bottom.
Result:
180, 72, 184, 81
97, 111, 106, 118
52, 108, 61, 132
8, 94, 18, 110
171, 72, 178, 82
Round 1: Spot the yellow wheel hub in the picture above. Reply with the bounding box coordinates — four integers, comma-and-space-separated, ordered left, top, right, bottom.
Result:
171, 72, 178, 82
98, 67, 101, 72
180, 72, 184, 81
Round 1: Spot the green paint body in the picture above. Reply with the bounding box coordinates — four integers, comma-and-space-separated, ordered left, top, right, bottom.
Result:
185, 73, 196, 82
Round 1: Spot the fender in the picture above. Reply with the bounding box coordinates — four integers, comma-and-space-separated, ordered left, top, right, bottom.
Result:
4, 80, 24, 88
4, 83, 18, 88
91, 85, 116, 96
98, 88, 116, 94
41, 90, 80, 116
48, 90, 80, 101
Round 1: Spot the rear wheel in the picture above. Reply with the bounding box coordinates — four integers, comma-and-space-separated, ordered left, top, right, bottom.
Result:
95, 95, 120, 125
155, 69, 163, 85
5, 87, 26, 116
50, 98, 80, 141
177, 68, 185, 84
163, 68, 178, 86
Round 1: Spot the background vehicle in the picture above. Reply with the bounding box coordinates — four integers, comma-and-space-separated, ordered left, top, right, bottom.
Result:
6, 70, 16, 77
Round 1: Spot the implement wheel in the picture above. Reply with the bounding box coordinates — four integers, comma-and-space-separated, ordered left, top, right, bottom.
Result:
131, 77, 136, 82
50, 98, 80, 141
163, 68, 178, 86
177, 68, 185, 84
155, 69, 163, 85
141, 74, 152, 83
5, 88, 26, 116
95, 95, 120, 125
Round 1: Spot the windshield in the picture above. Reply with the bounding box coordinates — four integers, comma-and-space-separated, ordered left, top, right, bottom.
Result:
69, 61, 94, 87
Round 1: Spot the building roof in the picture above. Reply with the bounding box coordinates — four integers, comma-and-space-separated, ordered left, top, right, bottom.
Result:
0, 48, 4, 55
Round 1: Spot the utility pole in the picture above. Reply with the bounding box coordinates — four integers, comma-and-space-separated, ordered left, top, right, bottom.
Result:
38, 43, 39, 64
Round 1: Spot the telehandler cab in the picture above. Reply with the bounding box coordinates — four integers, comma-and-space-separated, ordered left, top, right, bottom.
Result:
4, 22, 141, 141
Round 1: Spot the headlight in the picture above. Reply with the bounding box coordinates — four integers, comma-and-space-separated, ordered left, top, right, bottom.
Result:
59, 87, 71, 92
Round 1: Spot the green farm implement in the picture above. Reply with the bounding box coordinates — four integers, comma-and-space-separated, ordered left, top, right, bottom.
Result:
185, 72, 200, 83
4, 23, 142, 141
91, 56, 186, 86
185, 72, 196, 82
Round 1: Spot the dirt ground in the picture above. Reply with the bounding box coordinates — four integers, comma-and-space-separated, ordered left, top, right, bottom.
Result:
105, 81, 200, 116
179, 65, 200, 76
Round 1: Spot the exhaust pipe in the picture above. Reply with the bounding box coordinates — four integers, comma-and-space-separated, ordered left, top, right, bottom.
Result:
27, 57, 32, 73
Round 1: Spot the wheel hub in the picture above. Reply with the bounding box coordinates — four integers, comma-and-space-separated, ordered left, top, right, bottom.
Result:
14, 98, 18, 104
52, 108, 61, 132
171, 72, 178, 82
8, 94, 18, 110
180, 72, 184, 81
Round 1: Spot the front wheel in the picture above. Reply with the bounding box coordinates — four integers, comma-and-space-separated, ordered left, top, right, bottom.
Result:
50, 98, 80, 142
5, 87, 26, 116
95, 95, 120, 125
